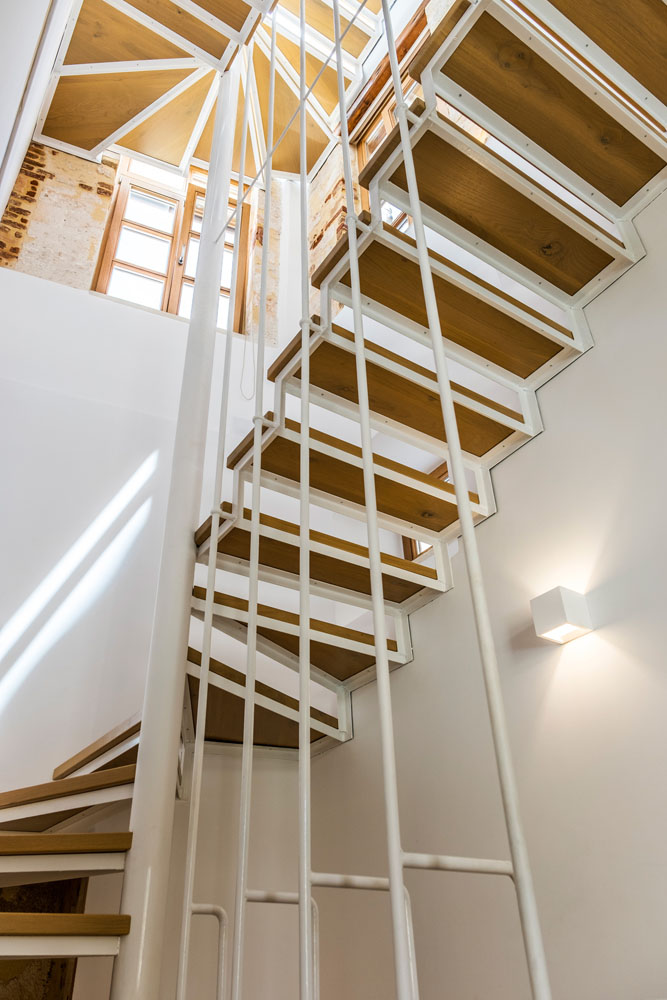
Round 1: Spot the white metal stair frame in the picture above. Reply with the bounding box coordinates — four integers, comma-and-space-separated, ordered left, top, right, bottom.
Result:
415, 0, 667, 230
363, 103, 638, 309
315, 219, 593, 392
0, 782, 135, 833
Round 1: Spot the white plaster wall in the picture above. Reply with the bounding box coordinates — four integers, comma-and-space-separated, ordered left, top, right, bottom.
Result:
0, 271, 186, 787
310, 189, 667, 999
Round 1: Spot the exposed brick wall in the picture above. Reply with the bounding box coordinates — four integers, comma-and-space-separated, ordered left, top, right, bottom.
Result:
0, 142, 118, 289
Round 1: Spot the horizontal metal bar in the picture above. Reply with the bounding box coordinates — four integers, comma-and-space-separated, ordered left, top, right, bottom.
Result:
311, 871, 390, 891
0, 935, 122, 957
402, 851, 513, 877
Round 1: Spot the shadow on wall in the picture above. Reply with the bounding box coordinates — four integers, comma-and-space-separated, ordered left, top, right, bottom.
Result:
0, 451, 158, 716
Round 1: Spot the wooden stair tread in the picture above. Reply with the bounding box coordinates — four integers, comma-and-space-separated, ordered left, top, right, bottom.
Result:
0, 833, 132, 855
53, 712, 141, 780
195, 503, 436, 604
387, 121, 614, 295
547, 0, 667, 107
187, 648, 336, 748
270, 324, 522, 458
0, 913, 131, 936
193, 585, 398, 650
315, 233, 567, 379
0, 765, 136, 811
440, 11, 665, 207
226, 414, 470, 534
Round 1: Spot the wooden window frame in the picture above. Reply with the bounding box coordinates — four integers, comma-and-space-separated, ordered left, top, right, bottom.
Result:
96, 159, 250, 334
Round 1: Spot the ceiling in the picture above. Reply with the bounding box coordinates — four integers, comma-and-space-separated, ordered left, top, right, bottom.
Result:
35, 0, 383, 177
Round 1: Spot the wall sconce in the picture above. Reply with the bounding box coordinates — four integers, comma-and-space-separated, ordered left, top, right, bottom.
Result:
530, 586, 593, 644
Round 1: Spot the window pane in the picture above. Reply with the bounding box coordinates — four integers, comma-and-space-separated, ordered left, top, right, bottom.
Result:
381, 201, 403, 226
366, 121, 386, 156
125, 189, 176, 233
179, 285, 230, 330
108, 266, 164, 309
221, 248, 233, 289
184, 236, 199, 278
117, 225, 171, 273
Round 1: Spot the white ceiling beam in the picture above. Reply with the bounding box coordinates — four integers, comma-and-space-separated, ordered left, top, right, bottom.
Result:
272, 8, 358, 79
60, 57, 199, 74
89, 66, 209, 157
317, 0, 377, 36
179, 70, 220, 170
102, 0, 223, 70
247, 48, 267, 182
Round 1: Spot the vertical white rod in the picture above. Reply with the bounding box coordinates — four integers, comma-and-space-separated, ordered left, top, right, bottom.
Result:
191, 904, 228, 1000
379, 4, 552, 996
298, 0, 314, 994
230, 20, 277, 1000
110, 65, 239, 1000
331, 4, 412, 998
176, 50, 251, 1000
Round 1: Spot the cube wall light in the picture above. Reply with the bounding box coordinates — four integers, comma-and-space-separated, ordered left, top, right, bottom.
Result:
530, 586, 593, 644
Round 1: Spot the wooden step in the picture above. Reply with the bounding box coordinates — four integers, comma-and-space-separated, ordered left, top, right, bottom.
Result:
312, 222, 577, 383
546, 0, 667, 108
226, 413, 482, 538
0, 833, 132, 855
192, 587, 402, 683
0, 765, 135, 832
269, 321, 529, 460
359, 99, 620, 296
0, 912, 130, 957
53, 712, 141, 780
433, 8, 665, 207
0, 833, 132, 888
196, 502, 442, 608
186, 648, 339, 748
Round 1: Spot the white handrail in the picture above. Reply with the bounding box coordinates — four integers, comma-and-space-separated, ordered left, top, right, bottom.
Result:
378, 1, 553, 995
191, 904, 228, 1000
175, 46, 252, 1000
230, 17, 278, 1000
331, 1, 413, 997
298, 0, 314, 994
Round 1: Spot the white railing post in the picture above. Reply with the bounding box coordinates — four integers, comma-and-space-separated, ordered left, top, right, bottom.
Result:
298, 0, 314, 994
230, 19, 278, 1000
176, 46, 253, 1000
110, 62, 241, 1000
378, 3, 552, 996
331, 3, 413, 997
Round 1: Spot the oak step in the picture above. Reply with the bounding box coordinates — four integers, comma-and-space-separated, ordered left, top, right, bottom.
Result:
430, 7, 665, 208
192, 586, 402, 683
226, 413, 481, 537
0, 833, 132, 855
358, 99, 619, 296
186, 648, 339, 747
0, 765, 136, 832
0, 833, 132, 888
547, 0, 667, 108
312, 222, 575, 382
53, 713, 141, 780
196, 502, 442, 608
0, 913, 131, 936
270, 321, 528, 460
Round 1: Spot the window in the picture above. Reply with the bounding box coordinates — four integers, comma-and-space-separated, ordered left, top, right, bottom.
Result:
96, 158, 249, 334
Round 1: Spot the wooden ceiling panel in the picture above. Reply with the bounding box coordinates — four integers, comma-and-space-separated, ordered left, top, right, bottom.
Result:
64, 0, 190, 63
254, 46, 329, 172
280, 0, 370, 57
194, 96, 259, 175
118, 71, 215, 164
42, 69, 193, 150
276, 32, 351, 114
124, 0, 230, 57
195, 0, 252, 33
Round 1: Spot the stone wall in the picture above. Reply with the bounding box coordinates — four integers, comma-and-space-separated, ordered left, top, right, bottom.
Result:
244, 176, 282, 346
0, 142, 117, 289
307, 143, 361, 317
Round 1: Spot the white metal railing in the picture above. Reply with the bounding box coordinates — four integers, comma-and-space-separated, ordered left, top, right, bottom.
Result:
163, 0, 555, 997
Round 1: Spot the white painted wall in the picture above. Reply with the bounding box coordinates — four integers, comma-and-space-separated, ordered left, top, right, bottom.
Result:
310, 189, 667, 999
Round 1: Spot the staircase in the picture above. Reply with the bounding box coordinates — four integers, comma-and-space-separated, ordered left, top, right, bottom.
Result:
2, 0, 666, 995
